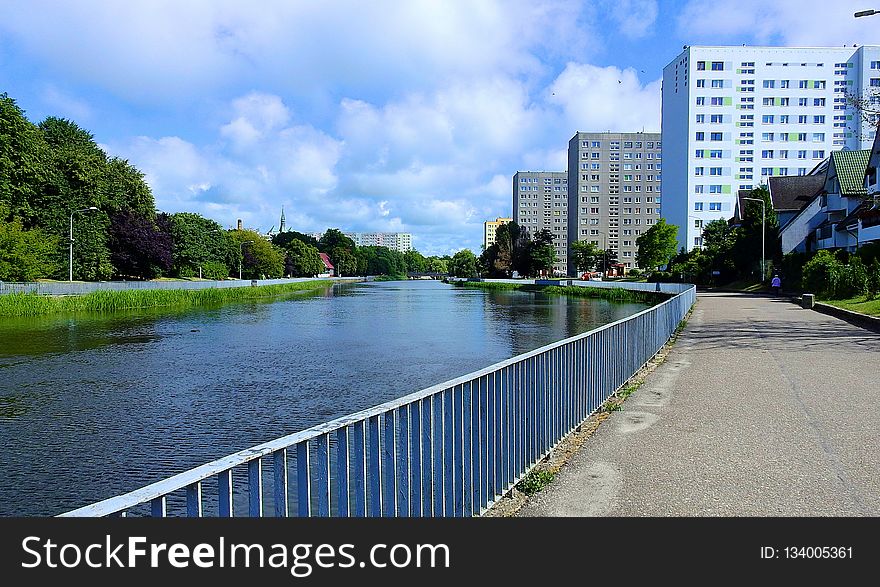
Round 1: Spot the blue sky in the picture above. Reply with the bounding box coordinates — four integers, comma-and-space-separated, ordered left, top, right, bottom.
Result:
0, 0, 875, 255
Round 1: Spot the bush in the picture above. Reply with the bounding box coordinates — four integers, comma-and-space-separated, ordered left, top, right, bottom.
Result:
646, 270, 674, 283
841, 256, 869, 298
868, 258, 880, 299
802, 250, 844, 299
780, 251, 811, 292
627, 268, 642, 277
202, 261, 229, 280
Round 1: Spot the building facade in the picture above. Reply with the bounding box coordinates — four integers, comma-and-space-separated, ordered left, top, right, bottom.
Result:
512, 171, 568, 274
483, 217, 513, 251
662, 45, 880, 251
566, 132, 662, 275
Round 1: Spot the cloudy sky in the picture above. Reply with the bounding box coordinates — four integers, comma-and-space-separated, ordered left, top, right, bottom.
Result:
1, 1, 875, 254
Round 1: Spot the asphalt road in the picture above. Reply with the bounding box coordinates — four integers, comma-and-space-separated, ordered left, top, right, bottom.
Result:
519, 292, 880, 516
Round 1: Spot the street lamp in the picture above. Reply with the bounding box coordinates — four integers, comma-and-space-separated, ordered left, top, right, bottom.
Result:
239, 240, 254, 280
743, 197, 766, 280
69, 207, 98, 281
594, 230, 608, 276
855, 9, 878, 17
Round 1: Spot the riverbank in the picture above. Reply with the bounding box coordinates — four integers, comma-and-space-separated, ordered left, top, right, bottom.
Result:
0, 280, 334, 317
449, 279, 663, 305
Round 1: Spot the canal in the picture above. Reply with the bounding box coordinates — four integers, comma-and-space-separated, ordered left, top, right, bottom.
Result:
0, 280, 650, 516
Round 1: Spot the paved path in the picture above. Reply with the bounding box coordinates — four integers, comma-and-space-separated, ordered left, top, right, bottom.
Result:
519, 292, 880, 516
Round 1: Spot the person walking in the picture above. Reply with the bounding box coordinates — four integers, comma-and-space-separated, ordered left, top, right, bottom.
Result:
770, 274, 781, 296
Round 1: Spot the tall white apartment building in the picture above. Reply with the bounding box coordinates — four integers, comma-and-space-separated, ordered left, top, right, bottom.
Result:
566, 132, 662, 274
662, 45, 880, 251
512, 171, 568, 274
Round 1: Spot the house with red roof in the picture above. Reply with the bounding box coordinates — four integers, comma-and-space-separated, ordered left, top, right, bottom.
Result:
318, 252, 335, 277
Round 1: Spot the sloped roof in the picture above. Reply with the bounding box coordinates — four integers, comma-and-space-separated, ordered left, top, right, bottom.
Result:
318, 252, 334, 269
768, 175, 825, 211
836, 201, 869, 231
830, 150, 870, 197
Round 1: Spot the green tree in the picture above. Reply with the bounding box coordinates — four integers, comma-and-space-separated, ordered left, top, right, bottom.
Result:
404, 249, 427, 273
318, 228, 356, 252
0, 94, 54, 225
636, 218, 679, 271
230, 229, 285, 279
734, 185, 779, 278
167, 212, 234, 277
272, 230, 318, 249
802, 250, 844, 299
329, 246, 358, 276
570, 240, 601, 274
527, 229, 556, 276
0, 206, 59, 281
449, 249, 478, 278
426, 257, 448, 274
282, 238, 323, 277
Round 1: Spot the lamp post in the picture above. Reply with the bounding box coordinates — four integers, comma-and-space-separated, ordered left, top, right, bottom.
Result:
855, 9, 878, 17
594, 230, 608, 276
239, 240, 254, 280
743, 196, 766, 280
69, 207, 98, 281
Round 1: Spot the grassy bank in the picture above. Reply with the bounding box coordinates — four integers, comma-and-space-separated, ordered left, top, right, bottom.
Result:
822, 296, 880, 317
0, 280, 334, 317
450, 280, 662, 304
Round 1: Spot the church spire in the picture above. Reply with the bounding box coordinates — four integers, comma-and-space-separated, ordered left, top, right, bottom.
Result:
280, 206, 286, 232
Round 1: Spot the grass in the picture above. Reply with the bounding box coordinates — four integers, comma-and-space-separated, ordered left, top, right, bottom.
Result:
821, 296, 880, 317
450, 279, 663, 304
515, 470, 556, 496
0, 280, 333, 317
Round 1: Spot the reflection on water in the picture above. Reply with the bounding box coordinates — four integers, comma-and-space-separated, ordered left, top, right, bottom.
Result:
0, 280, 648, 515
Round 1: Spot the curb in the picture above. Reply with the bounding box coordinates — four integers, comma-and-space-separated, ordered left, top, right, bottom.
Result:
812, 302, 880, 334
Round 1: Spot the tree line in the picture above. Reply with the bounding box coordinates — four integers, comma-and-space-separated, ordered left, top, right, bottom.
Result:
0, 93, 451, 281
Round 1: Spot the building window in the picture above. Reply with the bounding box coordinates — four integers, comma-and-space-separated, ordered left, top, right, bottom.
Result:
763, 80, 775, 89
696, 131, 705, 141
710, 132, 723, 141
709, 202, 722, 211
694, 202, 704, 211
711, 61, 723, 71
697, 61, 706, 70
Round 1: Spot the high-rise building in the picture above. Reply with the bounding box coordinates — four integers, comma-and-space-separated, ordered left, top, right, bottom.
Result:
512, 171, 568, 275
483, 217, 512, 250
566, 132, 662, 275
662, 45, 880, 251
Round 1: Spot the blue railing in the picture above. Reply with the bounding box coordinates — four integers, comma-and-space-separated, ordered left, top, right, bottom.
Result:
60, 282, 695, 517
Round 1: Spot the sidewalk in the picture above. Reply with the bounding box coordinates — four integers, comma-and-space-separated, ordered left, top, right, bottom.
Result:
518, 292, 880, 516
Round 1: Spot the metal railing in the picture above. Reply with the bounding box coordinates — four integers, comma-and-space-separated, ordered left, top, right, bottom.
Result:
60, 282, 695, 517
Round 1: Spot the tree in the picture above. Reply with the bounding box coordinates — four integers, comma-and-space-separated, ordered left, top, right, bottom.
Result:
282, 238, 323, 277
0, 206, 59, 281
570, 240, 601, 274
449, 249, 478, 278
272, 230, 318, 249
0, 94, 54, 225
318, 228, 356, 252
404, 249, 427, 273
329, 246, 358, 276
734, 185, 779, 278
230, 229, 285, 279
527, 229, 556, 276
167, 212, 234, 277
108, 210, 172, 279
636, 218, 678, 271
701, 219, 739, 284
426, 257, 448, 274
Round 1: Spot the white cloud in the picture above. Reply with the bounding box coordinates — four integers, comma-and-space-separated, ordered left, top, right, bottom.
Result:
548, 63, 662, 132
602, 0, 659, 39
678, 0, 872, 46
0, 0, 598, 104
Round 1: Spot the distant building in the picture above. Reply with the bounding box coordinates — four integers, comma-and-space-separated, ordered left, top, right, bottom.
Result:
310, 231, 414, 253
513, 171, 568, 275
318, 252, 335, 277
566, 132, 662, 274
483, 217, 512, 250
